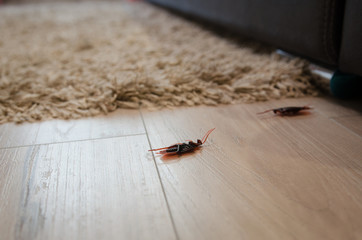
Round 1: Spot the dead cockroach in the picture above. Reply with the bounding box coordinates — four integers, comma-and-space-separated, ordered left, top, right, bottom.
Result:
149, 128, 215, 155
257, 106, 312, 116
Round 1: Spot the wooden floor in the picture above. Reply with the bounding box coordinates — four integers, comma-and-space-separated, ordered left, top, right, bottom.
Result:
0, 96, 361, 240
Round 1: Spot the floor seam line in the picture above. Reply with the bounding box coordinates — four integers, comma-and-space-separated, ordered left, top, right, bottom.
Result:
0, 132, 147, 150
138, 108, 180, 240
330, 118, 362, 139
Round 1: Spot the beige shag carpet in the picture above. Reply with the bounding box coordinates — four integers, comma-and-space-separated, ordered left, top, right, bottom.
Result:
0, 1, 323, 123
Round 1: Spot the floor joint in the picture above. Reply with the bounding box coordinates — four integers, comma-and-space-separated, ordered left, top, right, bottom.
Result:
138, 108, 180, 240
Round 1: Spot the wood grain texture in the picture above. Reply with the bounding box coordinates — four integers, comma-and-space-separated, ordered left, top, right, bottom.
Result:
0, 148, 31, 240
332, 116, 362, 137
1, 96, 361, 240
0, 136, 176, 240
0, 109, 144, 149
142, 98, 362, 240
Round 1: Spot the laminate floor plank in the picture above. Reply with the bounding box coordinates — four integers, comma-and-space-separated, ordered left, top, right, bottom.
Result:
1, 96, 361, 240
0, 109, 144, 149
332, 115, 362, 137
0, 147, 31, 240
142, 97, 362, 240
0, 135, 176, 240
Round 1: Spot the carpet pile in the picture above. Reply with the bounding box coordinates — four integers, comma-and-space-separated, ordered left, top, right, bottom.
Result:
0, 1, 323, 123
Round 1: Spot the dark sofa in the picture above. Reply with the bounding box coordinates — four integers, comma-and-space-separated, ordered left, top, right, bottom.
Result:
148, 0, 362, 78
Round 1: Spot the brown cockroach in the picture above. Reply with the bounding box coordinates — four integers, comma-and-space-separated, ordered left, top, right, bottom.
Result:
149, 128, 215, 155
257, 106, 312, 116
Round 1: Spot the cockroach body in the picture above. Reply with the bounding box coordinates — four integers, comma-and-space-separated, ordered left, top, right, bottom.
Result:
257, 106, 312, 116
149, 128, 215, 155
